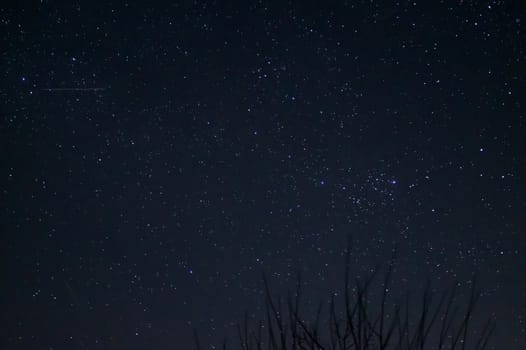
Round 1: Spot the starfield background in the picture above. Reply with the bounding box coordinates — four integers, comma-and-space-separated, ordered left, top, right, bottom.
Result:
1, 1, 525, 349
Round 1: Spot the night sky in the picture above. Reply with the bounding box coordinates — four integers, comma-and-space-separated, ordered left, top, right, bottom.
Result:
1, 1, 525, 349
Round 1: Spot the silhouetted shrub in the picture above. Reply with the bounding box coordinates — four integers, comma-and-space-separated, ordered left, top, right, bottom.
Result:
195, 243, 494, 350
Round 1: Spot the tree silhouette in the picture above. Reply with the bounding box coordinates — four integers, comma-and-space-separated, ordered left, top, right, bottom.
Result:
195, 242, 495, 350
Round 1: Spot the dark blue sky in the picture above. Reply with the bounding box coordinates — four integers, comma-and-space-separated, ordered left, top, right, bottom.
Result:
1, 1, 525, 349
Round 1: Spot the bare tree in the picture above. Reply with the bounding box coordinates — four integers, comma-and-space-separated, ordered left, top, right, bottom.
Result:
195, 242, 495, 350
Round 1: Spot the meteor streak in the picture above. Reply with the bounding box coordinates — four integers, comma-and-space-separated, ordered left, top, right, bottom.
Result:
42, 87, 106, 92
